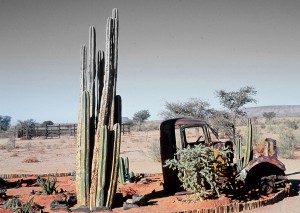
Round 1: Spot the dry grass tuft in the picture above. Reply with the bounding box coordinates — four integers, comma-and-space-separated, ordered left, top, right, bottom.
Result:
22, 156, 39, 163
10, 152, 18, 157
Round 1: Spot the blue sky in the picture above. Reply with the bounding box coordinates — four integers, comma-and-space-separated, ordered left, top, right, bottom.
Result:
0, 0, 299, 124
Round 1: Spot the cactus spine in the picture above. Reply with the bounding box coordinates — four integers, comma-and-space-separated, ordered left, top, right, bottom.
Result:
76, 8, 121, 210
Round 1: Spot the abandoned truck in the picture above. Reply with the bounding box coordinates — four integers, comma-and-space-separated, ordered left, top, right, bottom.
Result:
160, 118, 287, 195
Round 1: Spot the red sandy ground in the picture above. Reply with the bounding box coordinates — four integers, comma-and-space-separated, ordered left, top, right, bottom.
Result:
0, 130, 299, 212
1, 175, 232, 213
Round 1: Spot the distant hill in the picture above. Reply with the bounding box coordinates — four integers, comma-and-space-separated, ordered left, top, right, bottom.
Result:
245, 105, 300, 117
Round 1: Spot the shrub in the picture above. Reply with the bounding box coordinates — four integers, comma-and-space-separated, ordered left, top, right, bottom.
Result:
260, 124, 266, 129
10, 152, 18, 157
164, 143, 232, 200
148, 142, 161, 162
0, 127, 15, 138
3, 198, 21, 210
286, 120, 299, 130
22, 156, 39, 163
25, 142, 32, 151
278, 130, 299, 158
3, 197, 34, 213
5, 137, 16, 152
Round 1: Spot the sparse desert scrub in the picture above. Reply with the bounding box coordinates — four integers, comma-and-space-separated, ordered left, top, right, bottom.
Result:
10, 152, 18, 157
147, 141, 161, 162
25, 141, 32, 151
1, 136, 16, 152
60, 138, 66, 143
285, 120, 299, 130
22, 156, 39, 163
278, 130, 299, 158
37, 147, 45, 154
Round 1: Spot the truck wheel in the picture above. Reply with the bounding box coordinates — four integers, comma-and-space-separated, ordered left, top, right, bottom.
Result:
259, 176, 275, 195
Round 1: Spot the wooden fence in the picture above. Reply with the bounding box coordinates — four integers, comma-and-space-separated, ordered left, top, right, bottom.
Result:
34, 124, 77, 138
17, 123, 132, 139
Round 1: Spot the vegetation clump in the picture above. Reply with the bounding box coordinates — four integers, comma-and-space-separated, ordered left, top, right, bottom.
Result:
278, 130, 299, 158
38, 175, 57, 195
3, 197, 34, 213
164, 143, 232, 200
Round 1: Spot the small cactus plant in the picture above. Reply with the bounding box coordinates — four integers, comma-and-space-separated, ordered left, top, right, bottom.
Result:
118, 157, 135, 184
38, 175, 57, 195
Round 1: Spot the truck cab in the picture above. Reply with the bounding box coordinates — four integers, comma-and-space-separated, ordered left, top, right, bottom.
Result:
160, 118, 232, 193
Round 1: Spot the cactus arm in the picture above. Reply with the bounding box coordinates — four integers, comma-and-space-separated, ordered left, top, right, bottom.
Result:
96, 125, 108, 207
118, 157, 125, 185
124, 157, 129, 178
243, 119, 253, 167
236, 137, 243, 171
106, 122, 121, 208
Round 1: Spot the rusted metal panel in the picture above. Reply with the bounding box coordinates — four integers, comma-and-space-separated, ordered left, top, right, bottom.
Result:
244, 156, 286, 173
174, 118, 208, 126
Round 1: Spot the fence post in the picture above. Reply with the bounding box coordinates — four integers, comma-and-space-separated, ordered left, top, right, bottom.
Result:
45, 124, 48, 139
58, 124, 61, 138
73, 124, 76, 136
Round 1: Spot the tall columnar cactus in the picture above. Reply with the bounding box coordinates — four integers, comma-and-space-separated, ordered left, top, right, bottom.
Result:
235, 119, 253, 171
76, 8, 121, 210
243, 118, 253, 167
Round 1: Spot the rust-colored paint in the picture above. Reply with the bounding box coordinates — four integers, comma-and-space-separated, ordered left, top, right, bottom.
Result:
244, 156, 286, 173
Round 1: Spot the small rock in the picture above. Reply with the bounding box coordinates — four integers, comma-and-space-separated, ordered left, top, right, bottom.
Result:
132, 194, 146, 206
123, 202, 139, 210
126, 198, 133, 204
91, 206, 111, 212
72, 205, 90, 212
21, 183, 28, 187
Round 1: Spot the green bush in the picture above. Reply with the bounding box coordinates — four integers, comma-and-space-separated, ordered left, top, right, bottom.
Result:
164, 143, 232, 200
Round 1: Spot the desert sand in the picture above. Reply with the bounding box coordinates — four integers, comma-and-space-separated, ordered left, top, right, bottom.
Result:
0, 129, 299, 212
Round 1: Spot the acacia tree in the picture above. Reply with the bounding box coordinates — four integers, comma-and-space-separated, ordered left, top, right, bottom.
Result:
262, 112, 276, 121
160, 98, 213, 120
215, 86, 257, 142
208, 110, 233, 138
42, 120, 54, 125
0, 115, 11, 131
133, 110, 151, 131
16, 119, 37, 139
